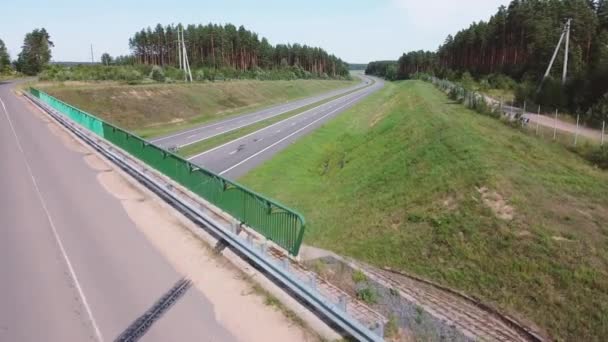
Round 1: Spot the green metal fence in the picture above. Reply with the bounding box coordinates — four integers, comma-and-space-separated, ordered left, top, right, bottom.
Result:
30, 87, 306, 255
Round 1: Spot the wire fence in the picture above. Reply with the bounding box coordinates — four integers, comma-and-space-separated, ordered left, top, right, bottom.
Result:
416, 74, 607, 149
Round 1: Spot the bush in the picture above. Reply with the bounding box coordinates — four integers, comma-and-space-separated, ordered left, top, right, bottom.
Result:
488, 73, 517, 90
150, 65, 165, 82
584, 146, 608, 169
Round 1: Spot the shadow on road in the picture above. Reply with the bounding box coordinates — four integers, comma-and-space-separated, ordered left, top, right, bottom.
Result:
114, 277, 193, 342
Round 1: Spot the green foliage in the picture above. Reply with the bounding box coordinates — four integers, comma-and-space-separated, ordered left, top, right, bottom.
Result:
100, 53, 113, 66
365, 61, 398, 80
0, 38, 11, 73
348, 63, 368, 70
150, 65, 165, 82
487, 73, 517, 90
39, 64, 143, 82
351, 270, 367, 283
397, 50, 437, 79
38, 64, 345, 83
130, 23, 350, 77
16, 28, 53, 75
356, 287, 377, 304
583, 146, 608, 169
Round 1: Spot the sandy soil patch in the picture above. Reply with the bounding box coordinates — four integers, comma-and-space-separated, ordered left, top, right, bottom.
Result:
476, 186, 514, 221
46, 123, 90, 153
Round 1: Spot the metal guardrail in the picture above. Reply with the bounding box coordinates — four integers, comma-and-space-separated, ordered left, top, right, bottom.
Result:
24, 91, 385, 342
29, 88, 305, 256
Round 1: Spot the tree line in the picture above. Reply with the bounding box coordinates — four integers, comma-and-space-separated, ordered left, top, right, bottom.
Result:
128, 23, 349, 77
3, 23, 350, 80
367, 0, 608, 125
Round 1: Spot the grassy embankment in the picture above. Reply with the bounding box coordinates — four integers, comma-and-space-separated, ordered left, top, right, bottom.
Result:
38, 79, 357, 139
241, 80, 608, 341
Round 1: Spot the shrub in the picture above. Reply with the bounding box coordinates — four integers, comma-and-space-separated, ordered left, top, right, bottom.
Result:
584, 146, 608, 169
150, 65, 165, 82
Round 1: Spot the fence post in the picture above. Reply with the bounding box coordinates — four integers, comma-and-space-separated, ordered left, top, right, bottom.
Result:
554, 109, 558, 140
574, 114, 580, 147
602, 121, 605, 146
536, 105, 541, 135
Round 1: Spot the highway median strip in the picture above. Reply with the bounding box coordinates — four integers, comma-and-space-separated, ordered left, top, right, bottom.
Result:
178, 79, 376, 159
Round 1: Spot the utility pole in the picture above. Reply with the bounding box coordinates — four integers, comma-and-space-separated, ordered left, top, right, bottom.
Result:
538, 19, 571, 92
90, 44, 95, 64
180, 26, 193, 82
177, 27, 182, 71
562, 19, 571, 85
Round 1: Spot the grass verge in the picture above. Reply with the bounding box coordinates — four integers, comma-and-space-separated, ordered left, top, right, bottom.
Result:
36, 79, 357, 138
240, 80, 608, 341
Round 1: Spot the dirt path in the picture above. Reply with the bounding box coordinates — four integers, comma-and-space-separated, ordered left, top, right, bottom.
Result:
483, 94, 605, 141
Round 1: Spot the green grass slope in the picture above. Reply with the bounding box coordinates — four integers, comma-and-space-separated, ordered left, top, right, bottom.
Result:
38, 79, 356, 138
241, 80, 608, 341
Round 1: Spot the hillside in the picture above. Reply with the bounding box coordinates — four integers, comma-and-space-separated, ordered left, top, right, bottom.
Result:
38, 79, 356, 138
241, 80, 608, 341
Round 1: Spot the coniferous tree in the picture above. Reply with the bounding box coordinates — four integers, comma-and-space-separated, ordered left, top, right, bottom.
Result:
128, 23, 349, 77
16, 28, 53, 75
0, 38, 10, 72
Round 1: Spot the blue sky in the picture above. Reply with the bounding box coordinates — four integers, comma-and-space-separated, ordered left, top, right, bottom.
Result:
3, 0, 510, 63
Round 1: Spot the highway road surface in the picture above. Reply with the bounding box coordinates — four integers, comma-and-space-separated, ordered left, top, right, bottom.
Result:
0, 80, 237, 341
151, 75, 374, 149
187, 76, 384, 179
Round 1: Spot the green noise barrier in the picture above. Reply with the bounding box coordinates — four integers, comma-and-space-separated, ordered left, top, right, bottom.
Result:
29, 87, 306, 255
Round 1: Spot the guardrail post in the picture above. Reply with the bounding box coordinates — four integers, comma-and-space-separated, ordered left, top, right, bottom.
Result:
308, 274, 317, 292
260, 242, 268, 256
371, 321, 384, 338
282, 257, 290, 272
338, 294, 348, 312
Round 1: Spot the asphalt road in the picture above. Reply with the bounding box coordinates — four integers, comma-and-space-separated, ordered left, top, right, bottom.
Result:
0, 80, 236, 342
151, 75, 373, 149
187, 76, 384, 179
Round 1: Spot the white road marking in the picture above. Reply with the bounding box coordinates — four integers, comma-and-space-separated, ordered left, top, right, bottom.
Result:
215, 126, 223, 130
0, 96, 104, 342
187, 86, 371, 161
187, 134, 197, 139
276, 129, 281, 133
218, 92, 368, 176
229, 150, 238, 155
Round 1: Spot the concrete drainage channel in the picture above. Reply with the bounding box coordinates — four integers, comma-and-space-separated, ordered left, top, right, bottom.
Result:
300, 250, 546, 342
24, 92, 386, 342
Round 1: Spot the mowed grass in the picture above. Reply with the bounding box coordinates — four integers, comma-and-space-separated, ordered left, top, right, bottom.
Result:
38, 79, 356, 138
241, 80, 608, 341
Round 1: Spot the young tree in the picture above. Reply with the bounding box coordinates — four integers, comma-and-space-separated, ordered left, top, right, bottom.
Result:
16, 28, 53, 75
101, 52, 113, 65
0, 38, 10, 72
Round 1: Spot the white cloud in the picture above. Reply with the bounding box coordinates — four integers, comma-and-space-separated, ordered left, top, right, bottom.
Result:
391, 0, 508, 31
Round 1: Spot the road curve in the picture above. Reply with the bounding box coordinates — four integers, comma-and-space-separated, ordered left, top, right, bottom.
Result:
0, 80, 237, 342
151, 75, 373, 149
188, 76, 384, 179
